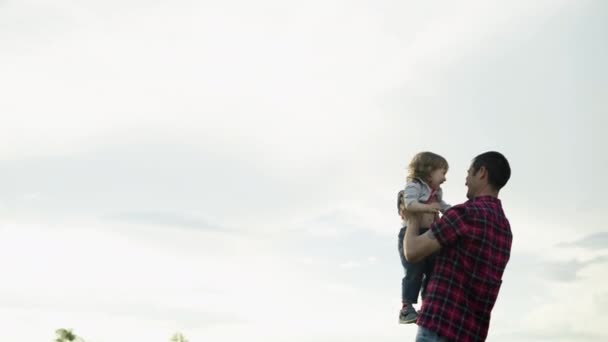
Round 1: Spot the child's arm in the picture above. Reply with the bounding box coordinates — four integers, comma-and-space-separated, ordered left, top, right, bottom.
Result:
437, 188, 452, 214
438, 200, 451, 214
403, 182, 440, 213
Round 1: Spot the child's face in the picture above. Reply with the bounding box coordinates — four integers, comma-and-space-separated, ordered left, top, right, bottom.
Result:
429, 168, 447, 189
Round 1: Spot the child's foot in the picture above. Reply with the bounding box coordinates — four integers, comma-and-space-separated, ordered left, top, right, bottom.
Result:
398, 303, 418, 324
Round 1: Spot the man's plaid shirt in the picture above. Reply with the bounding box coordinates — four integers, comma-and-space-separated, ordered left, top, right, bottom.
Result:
418, 196, 512, 341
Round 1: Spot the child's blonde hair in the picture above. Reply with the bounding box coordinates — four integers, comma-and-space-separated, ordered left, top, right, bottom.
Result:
407, 152, 449, 183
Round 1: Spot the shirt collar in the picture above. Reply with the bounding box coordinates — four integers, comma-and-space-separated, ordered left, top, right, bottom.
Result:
415, 177, 439, 191
472, 195, 500, 203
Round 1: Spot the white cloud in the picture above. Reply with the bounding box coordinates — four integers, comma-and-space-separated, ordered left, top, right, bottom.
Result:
0, 0, 403, 162
0, 0, 577, 162
21, 192, 42, 201
339, 261, 361, 269
0, 219, 404, 341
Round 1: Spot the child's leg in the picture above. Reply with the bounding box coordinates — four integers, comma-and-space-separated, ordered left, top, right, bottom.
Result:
399, 227, 426, 323
398, 228, 422, 306
402, 258, 425, 305
398, 228, 411, 304
401, 228, 428, 304
400, 227, 427, 305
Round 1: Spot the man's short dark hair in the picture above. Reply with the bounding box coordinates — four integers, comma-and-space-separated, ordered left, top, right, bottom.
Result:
471, 151, 511, 191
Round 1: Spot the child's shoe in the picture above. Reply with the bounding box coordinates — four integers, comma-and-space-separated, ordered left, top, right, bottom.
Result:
399, 303, 418, 324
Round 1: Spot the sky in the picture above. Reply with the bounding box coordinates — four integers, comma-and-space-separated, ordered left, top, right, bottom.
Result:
0, 0, 607, 341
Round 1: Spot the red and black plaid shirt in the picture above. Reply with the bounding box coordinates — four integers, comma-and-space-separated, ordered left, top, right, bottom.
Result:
418, 196, 512, 342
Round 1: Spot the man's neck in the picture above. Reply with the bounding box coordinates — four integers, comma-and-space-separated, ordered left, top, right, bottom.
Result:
474, 187, 499, 198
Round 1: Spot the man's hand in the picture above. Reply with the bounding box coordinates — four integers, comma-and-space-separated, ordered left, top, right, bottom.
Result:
404, 211, 442, 262
405, 209, 423, 222
402, 207, 413, 221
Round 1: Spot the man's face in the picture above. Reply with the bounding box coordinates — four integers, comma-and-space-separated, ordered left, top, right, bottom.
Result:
465, 165, 478, 199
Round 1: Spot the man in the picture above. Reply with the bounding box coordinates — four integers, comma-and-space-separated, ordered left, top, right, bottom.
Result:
404, 151, 512, 342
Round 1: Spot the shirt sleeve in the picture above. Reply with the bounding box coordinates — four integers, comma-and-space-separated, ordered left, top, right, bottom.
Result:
430, 203, 470, 247
403, 181, 422, 207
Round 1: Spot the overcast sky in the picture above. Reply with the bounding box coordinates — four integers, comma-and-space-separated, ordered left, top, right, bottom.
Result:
1, 0, 607, 341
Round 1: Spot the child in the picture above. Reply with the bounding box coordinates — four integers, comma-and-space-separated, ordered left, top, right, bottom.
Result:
398, 151, 451, 324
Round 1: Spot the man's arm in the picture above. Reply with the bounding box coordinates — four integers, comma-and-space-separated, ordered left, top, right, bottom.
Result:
403, 215, 441, 263
405, 200, 441, 213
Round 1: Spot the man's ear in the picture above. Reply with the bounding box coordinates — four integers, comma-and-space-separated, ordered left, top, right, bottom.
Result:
478, 166, 488, 180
